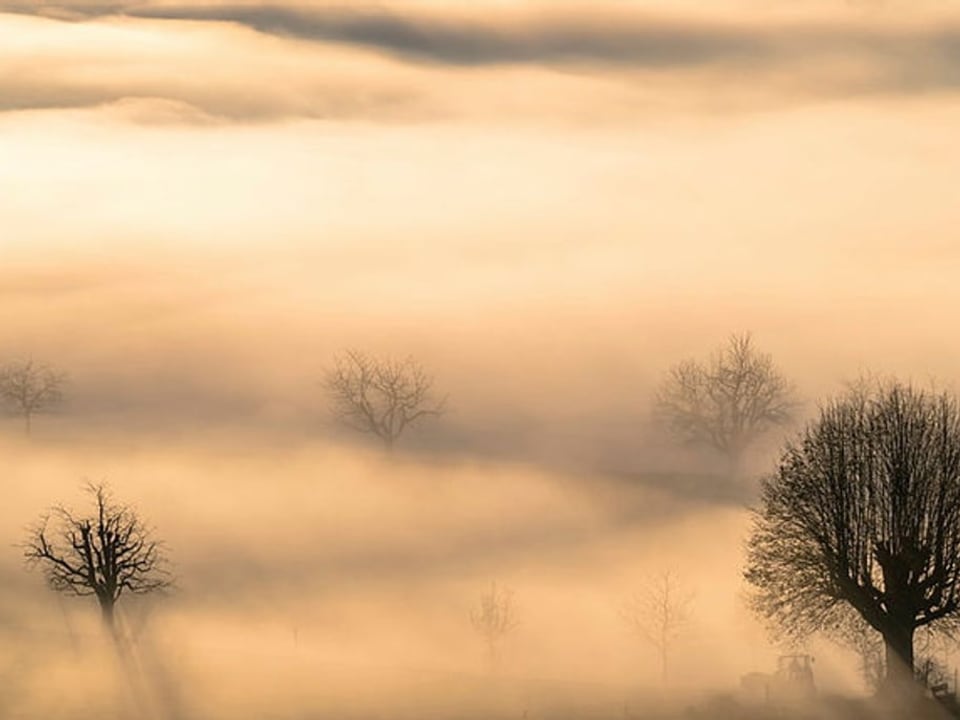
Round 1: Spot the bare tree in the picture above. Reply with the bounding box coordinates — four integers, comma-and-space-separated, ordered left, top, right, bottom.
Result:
24, 483, 171, 639
470, 581, 518, 670
914, 625, 953, 691
0, 358, 66, 435
621, 570, 694, 685
324, 349, 445, 451
833, 612, 885, 692
655, 333, 797, 473
745, 380, 960, 692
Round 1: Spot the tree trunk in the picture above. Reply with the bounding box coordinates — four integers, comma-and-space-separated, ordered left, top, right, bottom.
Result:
881, 619, 916, 693
100, 596, 118, 638
661, 643, 668, 687
725, 444, 744, 481
24, 411, 31, 437
487, 638, 500, 674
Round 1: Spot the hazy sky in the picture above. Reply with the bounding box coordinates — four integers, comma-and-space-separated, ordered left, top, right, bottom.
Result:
3, 0, 960, 462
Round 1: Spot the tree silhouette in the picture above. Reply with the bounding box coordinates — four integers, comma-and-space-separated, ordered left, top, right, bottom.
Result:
745, 381, 960, 691
621, 569, 694, 685
0, 358, 66, 435
324, 349, 445, 451
655, 333, 796, 473
470, 581, 518, 671
24, 483, 171, 638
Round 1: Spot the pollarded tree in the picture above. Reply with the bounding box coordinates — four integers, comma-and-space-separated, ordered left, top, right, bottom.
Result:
0, 357, 66, 435
745, 381, 960, 691
655, 333, 797, 473
24, 482, 171, 638
324, 349, 445, 451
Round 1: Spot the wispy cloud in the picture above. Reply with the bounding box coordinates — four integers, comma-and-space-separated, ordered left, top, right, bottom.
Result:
0, 0, 125, 20
4, 2, 960, 122
0, 75, 422, 123
45, 2, 960, 85
0, 12, 427, 123
126, 5, 773, 68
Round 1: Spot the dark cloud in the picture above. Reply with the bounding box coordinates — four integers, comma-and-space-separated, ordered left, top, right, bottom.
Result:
104, 3, 960, 87
126, 5, 773, 68
5, 3, 960, 119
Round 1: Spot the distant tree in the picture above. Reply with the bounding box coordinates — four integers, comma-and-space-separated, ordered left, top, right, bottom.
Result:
621, 570, 694, 685
24, 483, 171, 639
655, 333, 797, 473
912, 624, 954, 692
323, 349, 445, 451
745, 381, 960, 692
470, 581, 518, 670
834, 612, 885, 692
0, 358, 66, 435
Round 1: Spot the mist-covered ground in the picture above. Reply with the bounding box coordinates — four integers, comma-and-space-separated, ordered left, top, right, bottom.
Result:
1, 432, 870, 720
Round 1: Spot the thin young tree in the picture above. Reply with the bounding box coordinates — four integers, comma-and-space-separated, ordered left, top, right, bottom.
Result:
914, 626, 953, 692
24, 482, 171, 639
621, 570, 694, 685
0, 357, 66, 435
745, 380, 960, 692
834, 611, 885, 693
323, 349, 445, 451
470, 581, 518, 671
655, 333, 797, 474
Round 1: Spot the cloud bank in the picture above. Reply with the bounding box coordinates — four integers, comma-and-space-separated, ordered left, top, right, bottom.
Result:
2, 2, 960, 122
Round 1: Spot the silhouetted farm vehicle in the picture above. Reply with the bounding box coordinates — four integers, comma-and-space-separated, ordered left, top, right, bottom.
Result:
740, 654, 815, 706
929, 673, 960, 716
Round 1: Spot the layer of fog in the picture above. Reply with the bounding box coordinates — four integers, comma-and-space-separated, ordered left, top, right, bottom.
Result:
1, 437, 869, 719
3, 97, 960, 476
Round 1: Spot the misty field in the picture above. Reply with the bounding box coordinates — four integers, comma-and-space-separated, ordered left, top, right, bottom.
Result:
1, 431, 835, 720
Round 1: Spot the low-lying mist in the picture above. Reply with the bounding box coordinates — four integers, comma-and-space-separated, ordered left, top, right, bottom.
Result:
1, 434, 869, 719
5, 244, 960, 484
3, 250, 959, 715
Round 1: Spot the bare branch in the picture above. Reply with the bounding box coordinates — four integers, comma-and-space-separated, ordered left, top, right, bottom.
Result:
621, 569, 694, 685
654, 333, 798, 470
745, 380, 960, 688
0, 357, 67, 434
470, 581, 518, 670
23, 482, 172, 633
323, 349, 446, 450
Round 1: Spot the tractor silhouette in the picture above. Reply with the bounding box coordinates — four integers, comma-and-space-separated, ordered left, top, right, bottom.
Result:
740, 654, 816, 706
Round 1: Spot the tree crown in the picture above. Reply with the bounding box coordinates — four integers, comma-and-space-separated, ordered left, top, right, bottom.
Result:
324, 349, 445, 448
745, 381, 960, 648
0, 357, 66, 415
655, 333, 796, 461
25, 483, 171, 605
